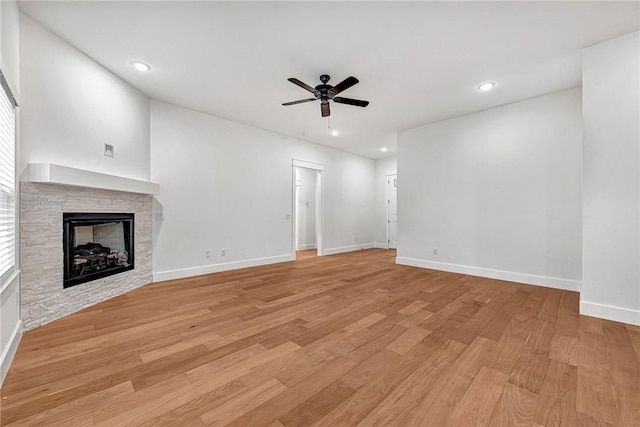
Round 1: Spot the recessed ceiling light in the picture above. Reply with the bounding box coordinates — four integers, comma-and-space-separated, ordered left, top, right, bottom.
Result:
381, 147, 388, 152
477, 81, 496, 92
131, 61, 151, 72
330, 129, 340, 137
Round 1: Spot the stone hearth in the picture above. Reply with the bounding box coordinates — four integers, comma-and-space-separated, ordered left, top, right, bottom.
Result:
20, 182, 152, 331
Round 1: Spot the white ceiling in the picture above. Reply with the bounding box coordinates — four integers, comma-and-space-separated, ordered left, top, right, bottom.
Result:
18, 1, 640, 159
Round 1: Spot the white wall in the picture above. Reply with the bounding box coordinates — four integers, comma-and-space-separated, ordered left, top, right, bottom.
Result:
374, 157, 397, 247
19, 13, 150, 180
296, 167, 317, 250
1, 0, 19, 97
151, 101, 375, 281
397, 88, 583, 290
581, 32, 640, 326
0, 0, 20, 385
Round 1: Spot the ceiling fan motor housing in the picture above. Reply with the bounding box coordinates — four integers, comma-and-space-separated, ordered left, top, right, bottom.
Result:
316, 85, 333, 101
315, 75, 333, 101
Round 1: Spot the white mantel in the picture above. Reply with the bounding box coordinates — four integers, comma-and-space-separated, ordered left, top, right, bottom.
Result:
22, 163, 159, 195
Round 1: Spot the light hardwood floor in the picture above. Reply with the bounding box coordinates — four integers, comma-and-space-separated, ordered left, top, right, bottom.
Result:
1, 249, 639, 426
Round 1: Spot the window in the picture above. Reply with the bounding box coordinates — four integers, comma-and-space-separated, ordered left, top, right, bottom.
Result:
0, 71, 16, 284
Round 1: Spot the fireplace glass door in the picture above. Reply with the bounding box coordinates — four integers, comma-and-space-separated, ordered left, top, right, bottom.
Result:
63, 213, 134, 288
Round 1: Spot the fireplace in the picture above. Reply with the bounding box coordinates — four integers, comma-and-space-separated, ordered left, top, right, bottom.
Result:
63, 212, 135, 288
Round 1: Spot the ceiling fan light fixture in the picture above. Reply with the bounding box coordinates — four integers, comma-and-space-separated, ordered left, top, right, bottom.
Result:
131, 61, 151, 72
477, 81, 496, 92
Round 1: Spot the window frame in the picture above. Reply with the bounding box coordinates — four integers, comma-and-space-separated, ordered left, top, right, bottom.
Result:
0, 70, 18, 287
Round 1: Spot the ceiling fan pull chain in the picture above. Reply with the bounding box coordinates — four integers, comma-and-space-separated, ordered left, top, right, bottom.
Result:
328, 116, 331, 129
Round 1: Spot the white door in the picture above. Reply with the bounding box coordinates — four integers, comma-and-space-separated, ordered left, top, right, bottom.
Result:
387, 174, 398, 249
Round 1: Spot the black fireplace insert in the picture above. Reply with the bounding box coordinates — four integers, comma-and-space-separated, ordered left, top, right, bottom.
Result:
63, 212, 134, 288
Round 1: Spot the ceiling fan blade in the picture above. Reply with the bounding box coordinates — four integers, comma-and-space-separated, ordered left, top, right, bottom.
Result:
321, 102, 330, 117
282, 98, 316, 106
288, 78, 317, 94
330, 76, 359, 95
333, 97, 370, 107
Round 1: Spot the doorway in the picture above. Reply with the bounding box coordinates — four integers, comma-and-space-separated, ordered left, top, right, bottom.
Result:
386, 172, 398, 249
292, 159, 324, 258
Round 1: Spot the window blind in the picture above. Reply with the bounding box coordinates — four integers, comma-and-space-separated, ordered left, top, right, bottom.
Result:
0, 71, 16, 284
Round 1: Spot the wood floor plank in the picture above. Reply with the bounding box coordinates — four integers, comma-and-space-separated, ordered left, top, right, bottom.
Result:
576, 365, 618, 425
484, 314, 538, 375
2, 381, 134, 427
453, 291, 513, 345
199, 378, 287, 426
534, 359, 578, 426
225, 325, 407, 427
137, 379, 247, 427
556, 291, 580, 339
509, 353, 551, 394
403, 336, 495, 426
398, 300, 429, 315
549, 333, 579, 366
357, 339, 468, 426
446, 366, 509, 426
397, 308, 434, 329
488, 382, 538, 427
385, 327, 430, 355
313, 340, 448, 427
340, 349, 401, 390
2, 249, 638, 427
278, 380, 355, 427
538, 289, 563, 323
479, 289, 530, 342
581, 315, 605, 335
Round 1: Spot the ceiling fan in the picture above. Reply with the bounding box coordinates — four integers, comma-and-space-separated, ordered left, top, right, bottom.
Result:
282, 74, 370, 117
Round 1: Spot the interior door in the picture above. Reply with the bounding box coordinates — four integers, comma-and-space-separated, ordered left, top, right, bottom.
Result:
387, 174, 398, 249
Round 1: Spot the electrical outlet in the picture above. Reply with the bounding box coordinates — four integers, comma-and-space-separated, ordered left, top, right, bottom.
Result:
221, 248, 226, 256
204, 250, 211, 258
433, 248, 438, 255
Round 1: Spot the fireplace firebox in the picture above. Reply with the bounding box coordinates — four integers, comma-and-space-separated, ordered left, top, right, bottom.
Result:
63, 213, 134, 288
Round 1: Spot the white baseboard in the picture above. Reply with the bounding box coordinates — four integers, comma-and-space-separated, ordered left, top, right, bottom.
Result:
323, 243, 375, 256
395, 257, 581, 292
374, 242, 389, 249
580, 300, 640, 326
298, 243, 317, 250
1, 319, 22, 386
153, 254, 295, 282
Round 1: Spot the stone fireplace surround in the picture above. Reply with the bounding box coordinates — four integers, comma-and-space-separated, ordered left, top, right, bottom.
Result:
20, 167, 156, 331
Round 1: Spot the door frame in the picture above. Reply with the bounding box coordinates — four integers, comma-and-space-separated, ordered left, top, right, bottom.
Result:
294, 178, 301, 250
385, 170, 397, 250
292, 159, 325, 258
